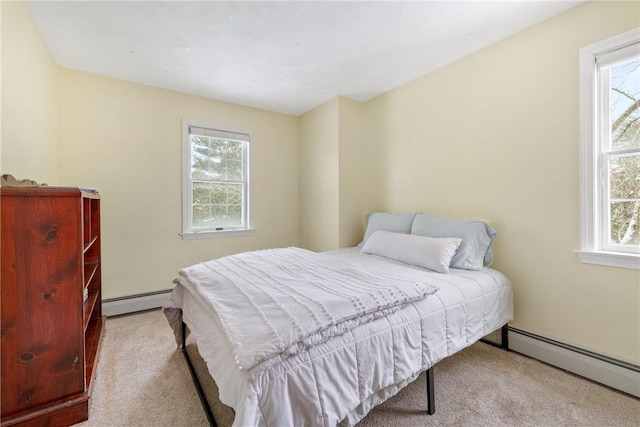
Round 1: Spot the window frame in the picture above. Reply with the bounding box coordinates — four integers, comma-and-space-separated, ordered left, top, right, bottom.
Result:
181, 118, 254, 240
577, 29, 640, 269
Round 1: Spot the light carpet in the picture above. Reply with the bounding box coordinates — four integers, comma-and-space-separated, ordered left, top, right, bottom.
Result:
74, 309, 639, 427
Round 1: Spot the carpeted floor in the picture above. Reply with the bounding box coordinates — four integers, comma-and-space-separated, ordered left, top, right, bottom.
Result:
74, 309, 639, 427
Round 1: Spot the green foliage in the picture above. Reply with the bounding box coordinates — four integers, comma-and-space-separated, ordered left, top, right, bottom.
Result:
190, 136, 245, 228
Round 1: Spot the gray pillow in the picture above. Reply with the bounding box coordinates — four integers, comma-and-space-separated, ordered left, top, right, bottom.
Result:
361, 212, 418, 245
410, 214, 497, 270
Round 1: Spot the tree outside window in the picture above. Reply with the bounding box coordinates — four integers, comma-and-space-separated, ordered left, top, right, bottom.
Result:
606, 59, 639, 248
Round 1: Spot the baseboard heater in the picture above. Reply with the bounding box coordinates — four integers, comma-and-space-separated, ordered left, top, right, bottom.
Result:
102, 289, 172, 317
508, 327, 640, 398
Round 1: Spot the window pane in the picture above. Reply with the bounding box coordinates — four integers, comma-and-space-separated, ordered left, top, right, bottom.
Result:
228, 205, 242, 225
228, 183, 242, 204
210, 138, 225, 157
610, 59, 640, 151
193, 182, 211, 204
209, 157, 225, 180
210, 183, 227, 204
210, 205, 227, 225
191, 136, 214, 179
227, 160, 242, 181
610, 201, 640, 245
226, 141, 243, 161
193, 205, 210, 228
609, 154, 640, 245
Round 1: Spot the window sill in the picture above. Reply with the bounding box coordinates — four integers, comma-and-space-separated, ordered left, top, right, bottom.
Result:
181, 229, 255, 240
575, 250, 640, 270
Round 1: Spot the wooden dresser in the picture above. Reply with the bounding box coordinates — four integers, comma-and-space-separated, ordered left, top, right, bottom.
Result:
1, 187, 105, 427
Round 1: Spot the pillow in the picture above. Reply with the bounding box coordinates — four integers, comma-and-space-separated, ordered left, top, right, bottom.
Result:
361, 230, 461, 273
361, 212, 417, 245
410, 214, 497, 270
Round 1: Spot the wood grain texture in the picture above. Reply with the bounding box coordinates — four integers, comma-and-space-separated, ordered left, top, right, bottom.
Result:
1, 187, 103, 427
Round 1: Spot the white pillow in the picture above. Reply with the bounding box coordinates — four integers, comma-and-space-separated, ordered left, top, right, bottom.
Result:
361, 230, 462, 273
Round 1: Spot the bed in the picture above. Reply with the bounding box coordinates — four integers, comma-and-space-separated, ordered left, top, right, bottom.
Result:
163, 213, 513, 427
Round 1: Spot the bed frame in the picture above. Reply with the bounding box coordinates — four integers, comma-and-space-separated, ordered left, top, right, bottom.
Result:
180, 321, 510, 427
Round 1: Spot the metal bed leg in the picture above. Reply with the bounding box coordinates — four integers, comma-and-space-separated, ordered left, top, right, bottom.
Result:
182, 321, 218, 427
480, 323, 510, 350
501, 324, 509, 350
426, 366, 435, 415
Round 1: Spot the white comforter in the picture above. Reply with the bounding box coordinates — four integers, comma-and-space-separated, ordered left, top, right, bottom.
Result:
164, 247, 513, 427
172, 247, 438, 371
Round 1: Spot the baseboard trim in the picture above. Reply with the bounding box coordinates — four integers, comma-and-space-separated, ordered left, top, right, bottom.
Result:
508, 327, 640, 398
102, 290, 172, 317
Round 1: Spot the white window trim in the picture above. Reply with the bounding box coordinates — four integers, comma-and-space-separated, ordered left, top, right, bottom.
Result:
577, 29, 640, 269
180, 118, 254, 240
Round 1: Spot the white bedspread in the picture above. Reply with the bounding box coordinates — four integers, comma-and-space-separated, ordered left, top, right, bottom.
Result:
172, 247, 439, 371
164, 247, 513, 427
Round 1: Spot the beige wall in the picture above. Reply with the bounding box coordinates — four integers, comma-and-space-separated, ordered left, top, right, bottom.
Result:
337, 97, 366, 248
363, 1, 640, 364
1, 1, 59, 184
299, 98, 340, 251
299, 96, 366, 251
57, 69, 299, 298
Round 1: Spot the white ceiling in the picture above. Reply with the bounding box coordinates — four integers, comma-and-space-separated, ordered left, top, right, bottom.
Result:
26, 1, 582, 116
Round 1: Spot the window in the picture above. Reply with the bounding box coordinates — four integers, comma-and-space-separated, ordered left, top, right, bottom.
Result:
578, 29, 640, 269
181, 119, 253, 239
